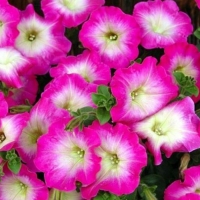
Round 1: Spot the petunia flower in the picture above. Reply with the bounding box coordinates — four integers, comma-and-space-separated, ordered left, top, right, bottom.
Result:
158, 42, 200, 102
50, 50, 111, 85
132, 97, 200, 165
164, 165, 200, 200
110, 56, 178, 124
41, 0, 105, 28
81, 121, 147, 199
15, 4, 71, 75
79, 6, 141, 69
195, 0, 200, 9
15, 97, 70, 172
0, 112, 29, 151
41, 74, 97, 114
0, 164, 49, 200
132, 0, 193, 49
34, 119, 101, 191
0, 92, 8, 118
0, 0, 20, 46
0, 46, 31, 88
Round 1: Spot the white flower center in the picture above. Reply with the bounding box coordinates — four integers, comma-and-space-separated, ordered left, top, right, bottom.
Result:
106, 32, 118, 41
28, 33, 37, 41
153, 125, 166, 136
74, 147, 85, 158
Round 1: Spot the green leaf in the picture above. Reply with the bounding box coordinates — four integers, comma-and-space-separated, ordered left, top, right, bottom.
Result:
98, 85, 111, 97
7, 157, 21, 174
96, 107, 110, 124
194, 27, 200, 40
92, 93, 107, 106
94, 192, 120, 200
0, 151, 7, 160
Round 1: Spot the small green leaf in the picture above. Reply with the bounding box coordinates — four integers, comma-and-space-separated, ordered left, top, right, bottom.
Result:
98, 85, 111, 97
7, 157, 21, 174
92, 93, 107, 105
96, 107, 110, 124
194, 27, 200, 40
0, 151, 7, 160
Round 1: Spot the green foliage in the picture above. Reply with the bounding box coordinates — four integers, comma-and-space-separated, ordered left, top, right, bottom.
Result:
194, 27, 200, 40
0, 149, 21, 174
173, 71, 199, 98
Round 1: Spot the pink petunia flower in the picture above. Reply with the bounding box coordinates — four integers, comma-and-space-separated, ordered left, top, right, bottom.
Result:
0, 164, 49, 200
164, 165, 200, 200
50, 50, 111, 85
0, 0, 20, 46
15, 4, 71, 75
158, 42, 200, 102
132, 97, 200, 165
195, 0, 200, 9
0, 112, 29, 151
0, 92, 8, 118
41, 74, 97, 114
41, 0, 105, 28
0, 46, 31, 88
81, 121, 147, 199
132, 0, 193, 49
110, 56, 178, 124
79, 6, 141, 69
15, 97, 70, 172
34, 119, 101, 191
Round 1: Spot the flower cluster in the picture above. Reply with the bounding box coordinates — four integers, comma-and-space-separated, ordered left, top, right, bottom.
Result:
0, 0, 200, 199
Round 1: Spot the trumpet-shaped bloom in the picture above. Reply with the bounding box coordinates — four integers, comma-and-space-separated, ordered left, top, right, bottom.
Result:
0, 112, 29, 151
132, 97, 200, 165
0, 47, 31, 88
0, 92, 8, 118
41, 0, 105, 28
34, 120, 101, 191
81, 121, 147, 199
0, 0, 20, 46
0, 164, 49, 200
110, 56, 178, 124
15, 97, 70, 172
164, 165, 200, 200
15, 4, 71, 75
132, 0, 193, 49
79, 6, 141, 69
158, 42, 200, 102
50, 50, 111, 85
42, 74, 97, 114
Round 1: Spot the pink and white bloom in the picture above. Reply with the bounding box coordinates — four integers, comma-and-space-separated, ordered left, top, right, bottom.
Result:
0, 164, 49, 200
132, 0, 193, 49
50, 50, 111, 85
41, 0, 105, 28
158, 42, 200, 102
81, 121, 147, 199
0, 0, 20, 46
0, 92, 8, 118
79, 6, 141, 69
15, 4, 71, 75
42, 74, 97, 114
0, 47, 31, 88
164, 165, 200, 200
132, 97, 200, 165
34, 119, 101, 191
110, 56, 178, 124
0, 113, 29, 151
15, 97, 70, 172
